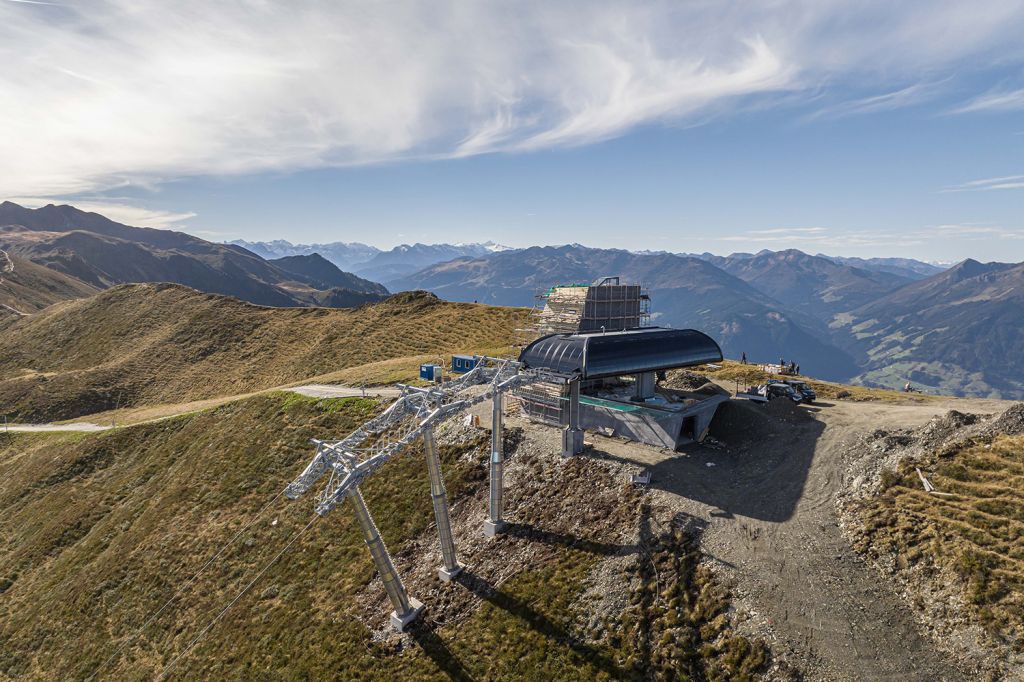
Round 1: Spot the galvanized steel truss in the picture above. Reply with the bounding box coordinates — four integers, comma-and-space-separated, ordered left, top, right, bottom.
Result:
284, 357, 567, 630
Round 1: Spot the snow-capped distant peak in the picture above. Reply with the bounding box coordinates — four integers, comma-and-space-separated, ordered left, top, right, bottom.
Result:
450, 240, 514, 252
484, 241, 513, 252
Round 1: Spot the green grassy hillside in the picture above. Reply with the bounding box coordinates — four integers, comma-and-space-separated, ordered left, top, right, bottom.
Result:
0, 284, 527, 422
0, 393, 766, 681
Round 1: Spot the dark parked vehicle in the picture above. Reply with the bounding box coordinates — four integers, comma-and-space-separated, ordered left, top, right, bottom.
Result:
759, 382, 803, 403
782, 379, 816, 403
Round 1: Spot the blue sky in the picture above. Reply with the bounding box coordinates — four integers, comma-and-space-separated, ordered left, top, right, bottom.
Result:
2, 1, 1023, 262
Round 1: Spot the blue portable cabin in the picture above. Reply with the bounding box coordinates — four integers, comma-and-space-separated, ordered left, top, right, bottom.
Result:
419, 364, 441, 381
450, 354, 479, 374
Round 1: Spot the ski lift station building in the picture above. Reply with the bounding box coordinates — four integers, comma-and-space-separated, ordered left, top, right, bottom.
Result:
516, 326, 728, 451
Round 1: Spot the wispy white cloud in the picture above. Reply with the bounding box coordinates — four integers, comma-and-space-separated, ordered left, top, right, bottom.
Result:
717, 223, 1024, 249
747, 227, 828, 235
929, 223, 1024, 239
950, 87, 1024, 114
803, 81, 948, 121
0, 1, 1023, 200
941, 175, 1024, 192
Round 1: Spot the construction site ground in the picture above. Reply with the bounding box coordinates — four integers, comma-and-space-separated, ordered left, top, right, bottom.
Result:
464, 387, 1014, 681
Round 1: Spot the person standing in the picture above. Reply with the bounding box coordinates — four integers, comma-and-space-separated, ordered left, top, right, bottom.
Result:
741, 351, 747, 364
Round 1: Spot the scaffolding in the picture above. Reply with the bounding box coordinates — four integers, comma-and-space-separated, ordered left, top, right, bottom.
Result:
514, 276, 651, 349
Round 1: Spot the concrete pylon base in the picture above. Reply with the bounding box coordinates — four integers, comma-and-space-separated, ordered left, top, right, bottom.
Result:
389, 598, 424, 632
562, 427, 584, 458
438, 565, 463, 582
482, 520, 506, 537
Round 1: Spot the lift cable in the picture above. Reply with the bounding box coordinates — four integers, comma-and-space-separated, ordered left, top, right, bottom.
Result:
156, 513, 321, 681
89, 488, 287, 680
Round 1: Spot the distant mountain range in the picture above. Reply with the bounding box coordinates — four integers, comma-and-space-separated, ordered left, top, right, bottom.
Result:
3, 200, 1018, 398
390, 244, 1022, 398
230, 238, 511, 283
706, 249, 915, 322
0, 202, 387, 308
388, 245, 860, 380
814, 254, 945, 280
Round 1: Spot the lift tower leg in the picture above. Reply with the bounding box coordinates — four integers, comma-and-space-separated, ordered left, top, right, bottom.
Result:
423, 426, 462, 581
562, 379, 584, 457
483, 389, 506, 537
348, 485, 423, 631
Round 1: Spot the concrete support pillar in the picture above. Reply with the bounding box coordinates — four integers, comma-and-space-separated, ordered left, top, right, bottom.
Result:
348, 485, 423, 631
423, 426, 461, 581
562, 379, 584, 457
484, 389, 506, 537
635, 371, 657, 400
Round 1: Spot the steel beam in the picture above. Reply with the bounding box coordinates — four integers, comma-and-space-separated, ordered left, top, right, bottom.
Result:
423, 426, 461, 581
484, 388, 506, 537
348, 485, 423, 631
562, 379, 584, 457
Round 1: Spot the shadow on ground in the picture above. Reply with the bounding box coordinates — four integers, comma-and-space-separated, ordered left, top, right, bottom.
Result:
586, 400, 826, 522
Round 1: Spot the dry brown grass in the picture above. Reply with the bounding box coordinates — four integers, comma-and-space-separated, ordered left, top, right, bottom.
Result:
852, 434, 1024, 650
0, 392, 768, 680
0, 252, 98, 315
0, 284, 529, 421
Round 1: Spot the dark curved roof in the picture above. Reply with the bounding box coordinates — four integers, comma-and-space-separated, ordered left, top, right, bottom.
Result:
519, 327, 723, 379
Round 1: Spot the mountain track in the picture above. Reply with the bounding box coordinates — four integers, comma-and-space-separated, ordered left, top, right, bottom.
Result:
579, 396, 1004, 680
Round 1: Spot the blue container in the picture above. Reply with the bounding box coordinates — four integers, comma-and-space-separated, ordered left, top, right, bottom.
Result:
420, 364, 440, 381
450, 355, 479, 374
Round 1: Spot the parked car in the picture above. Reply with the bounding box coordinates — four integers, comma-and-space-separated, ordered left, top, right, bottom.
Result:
758, 382, 803, 403
781, 379, 816, 403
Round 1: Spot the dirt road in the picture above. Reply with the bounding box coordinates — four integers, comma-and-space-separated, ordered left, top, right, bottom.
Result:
289, 384, 401, 399
2, 422, 109, 433
573, 396, 1009, 681
1, 384, 400, 433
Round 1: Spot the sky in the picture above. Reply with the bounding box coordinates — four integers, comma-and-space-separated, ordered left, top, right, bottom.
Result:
1, 0, 1023, 262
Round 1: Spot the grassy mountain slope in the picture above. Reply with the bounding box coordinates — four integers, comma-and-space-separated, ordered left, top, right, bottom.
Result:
0, 284, 525, 421
837, 259, 1024, 398
0, 250, 98, 315
0, 202, 384, 308
390, 245, 859, 380
0, 393, 767, 680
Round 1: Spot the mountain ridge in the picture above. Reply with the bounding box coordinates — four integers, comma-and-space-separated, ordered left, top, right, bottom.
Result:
0, 202, 385, 308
